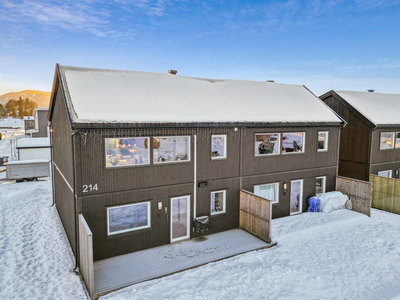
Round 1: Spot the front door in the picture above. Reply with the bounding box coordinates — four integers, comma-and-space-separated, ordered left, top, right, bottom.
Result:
170, 195, 190, 242
290, 179, 303, 215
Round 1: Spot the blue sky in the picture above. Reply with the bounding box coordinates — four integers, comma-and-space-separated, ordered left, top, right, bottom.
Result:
0, 0, 399, 96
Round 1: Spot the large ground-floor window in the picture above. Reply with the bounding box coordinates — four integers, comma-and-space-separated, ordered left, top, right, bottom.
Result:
107, 202, 151, 235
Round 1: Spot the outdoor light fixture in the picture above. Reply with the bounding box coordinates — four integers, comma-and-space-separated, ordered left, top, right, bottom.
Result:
283, 182, 287, 195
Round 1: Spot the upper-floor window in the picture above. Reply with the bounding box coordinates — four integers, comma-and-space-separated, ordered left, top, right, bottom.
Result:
253, 182, 279, 204
255, 133, 280, 156
153, 136, 190, 163
380, 132, 395, 149
211, 135, 227, 159
282, 133, 305, 154
318, 131, 329, 152
105, 137, 150, 167
396, 132, 400, 148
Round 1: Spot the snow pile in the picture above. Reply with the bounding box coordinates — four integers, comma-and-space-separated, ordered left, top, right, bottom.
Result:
318, 191, 348, 213
0, 181, 87, 299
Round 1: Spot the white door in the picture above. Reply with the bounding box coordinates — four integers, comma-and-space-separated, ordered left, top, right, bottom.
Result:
170, 195, 190, 242
290, 179, 303, 215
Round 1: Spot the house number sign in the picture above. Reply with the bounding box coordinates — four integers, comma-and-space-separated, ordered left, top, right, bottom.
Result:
83, 184, 98, 193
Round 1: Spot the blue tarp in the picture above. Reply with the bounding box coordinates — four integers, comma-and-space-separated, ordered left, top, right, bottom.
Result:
307, 197, 320, 212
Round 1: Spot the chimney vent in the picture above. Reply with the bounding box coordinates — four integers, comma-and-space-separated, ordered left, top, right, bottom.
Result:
367, 89, 375, 93
266, 80, 274, 83
168, 70, 178, 75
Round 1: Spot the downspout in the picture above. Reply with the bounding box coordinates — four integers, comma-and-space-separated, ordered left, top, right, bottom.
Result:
50, 123, 55, 206
71, 130, 79, 271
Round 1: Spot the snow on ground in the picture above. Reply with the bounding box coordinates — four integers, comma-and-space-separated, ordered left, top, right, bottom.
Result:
1, 178, 400, 300
0, 180, 87, 299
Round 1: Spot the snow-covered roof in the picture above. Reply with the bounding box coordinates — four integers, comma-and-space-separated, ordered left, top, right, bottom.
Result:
23, 116, 34, 120
57, 65, 343, 126
7, 159, 50, 165
335, 91, 400, 126
16, 137, 50, 148
26, 129, 38, 133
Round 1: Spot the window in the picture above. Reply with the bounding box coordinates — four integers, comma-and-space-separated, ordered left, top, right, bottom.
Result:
255, 133, 280, 156
211, 135, 227, 159
396, 132, 400, 148
380, 132, 395, 149
316, 176, 326, 194
211, 190, 226, 215
378, 170, 392, 178
105, 137, 149, 167
282, 133, 305, 153
290, 179, 303, 215
318, 131, 328, 151
153, 136, 190, 163
107, 202, 151, 235
253, 183, 279, 204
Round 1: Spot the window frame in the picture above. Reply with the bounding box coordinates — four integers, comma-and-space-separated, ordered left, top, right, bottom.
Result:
317, 131, 329, 152
315, 176, 326, 194
282, 132, 306, 154
379, 132, 395, 150
255, 133, 281, 156
107, 201, 151, 236
105, 137, 150, 168
253, 182, 279, 204
395, 132, 400, 148
153, 136, 191, 164
378, 170, 392, 178
211, 134, 227, 160
290, 179, 304, 215
210, 190, 226, 215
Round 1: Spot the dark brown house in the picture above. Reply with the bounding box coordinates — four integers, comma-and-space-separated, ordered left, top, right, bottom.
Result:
28, 108, 49, 137
23, 116, 35, 135
320, 90, 400, 181
48, 64, 344, 262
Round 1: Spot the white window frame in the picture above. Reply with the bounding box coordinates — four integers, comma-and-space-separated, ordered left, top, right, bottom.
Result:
378, 170, 392, 178
282, 132, 305, 154
211, 134, 227, 160
290, 179, 303, 215
379, 132, 395, 150
107, 201, 151, 236
105, 137, 150, 168
255, 133, 281, 156
211, 190, 226, 215
316, 176, 326, 194
317, 131, 329, 152
253, 182, 279, 204
396, 132, 400, 148
153, 136, 191, 164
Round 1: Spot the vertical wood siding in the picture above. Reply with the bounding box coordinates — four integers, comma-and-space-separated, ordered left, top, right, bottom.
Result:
78, 214, 94, 298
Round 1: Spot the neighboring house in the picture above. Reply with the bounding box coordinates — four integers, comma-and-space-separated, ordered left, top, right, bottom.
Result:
16, 137, 51, 161
48, 64, 344, 262
29, 108, 49, 138
320, 90, 400, 181
23, 116, 35, 135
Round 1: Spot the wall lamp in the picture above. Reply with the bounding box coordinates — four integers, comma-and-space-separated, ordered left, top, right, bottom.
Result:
283, 182, 288, 195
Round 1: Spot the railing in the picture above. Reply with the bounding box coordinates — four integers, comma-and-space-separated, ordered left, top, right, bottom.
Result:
79, 214, 95, 299
336, 176, 372, 217
239, 190, 272, 243
370, 175, 400, 214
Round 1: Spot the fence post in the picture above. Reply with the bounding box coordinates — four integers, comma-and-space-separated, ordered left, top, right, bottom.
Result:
78, 214, 95, 298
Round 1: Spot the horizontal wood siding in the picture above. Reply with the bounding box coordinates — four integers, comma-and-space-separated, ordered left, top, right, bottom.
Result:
336, 176, 372, 217
370, 175, 400, 214
239, 190, 272, 243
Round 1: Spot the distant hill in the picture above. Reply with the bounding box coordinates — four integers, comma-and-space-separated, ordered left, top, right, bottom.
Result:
0, 90, 51, 108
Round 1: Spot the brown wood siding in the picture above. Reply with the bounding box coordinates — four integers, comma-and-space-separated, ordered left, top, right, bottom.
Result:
322, 94, 371, 181
242, 127, 340, 176
32, 110, 49, 138
241, 167, 337, 219
370, 162, 400, 179
370, 129, 400, 165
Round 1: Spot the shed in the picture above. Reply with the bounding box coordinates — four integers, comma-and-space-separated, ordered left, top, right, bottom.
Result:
16, 137, 51, 161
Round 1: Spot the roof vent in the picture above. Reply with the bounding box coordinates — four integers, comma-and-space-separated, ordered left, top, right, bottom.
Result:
168, 70, 178, 75
367, 89, 375, 92
266, 80, 274, 83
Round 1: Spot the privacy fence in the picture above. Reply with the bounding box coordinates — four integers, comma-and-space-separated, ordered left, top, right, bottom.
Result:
336, 176, 372, 217
370, 175, 400, 214
78, 214, 95, 299
239, 190, 272, 243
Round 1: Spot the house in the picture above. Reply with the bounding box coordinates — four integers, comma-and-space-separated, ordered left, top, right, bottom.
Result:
27, 108, 49, 138
48, 64, 345, 263
320, 90, 400, 181
23, 116, 35, 135
16, 137, 51, 161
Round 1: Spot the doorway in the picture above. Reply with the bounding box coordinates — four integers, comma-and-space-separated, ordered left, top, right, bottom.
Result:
170, 195, 190, 242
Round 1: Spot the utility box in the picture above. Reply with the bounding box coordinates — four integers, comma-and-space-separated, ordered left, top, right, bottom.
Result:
6, 159, 50, 181
194, 216, 211, 233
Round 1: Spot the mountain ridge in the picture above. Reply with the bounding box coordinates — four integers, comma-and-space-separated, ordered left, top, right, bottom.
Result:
0, 90, 51, 108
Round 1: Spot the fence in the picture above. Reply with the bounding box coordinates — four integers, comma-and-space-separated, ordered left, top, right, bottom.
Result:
239, 190, 272, 243
336, 176, 372, 217
370, 175, 400, 214
79, 214, 95, 299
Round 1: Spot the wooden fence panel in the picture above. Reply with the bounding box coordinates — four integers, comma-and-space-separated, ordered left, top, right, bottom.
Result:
79, 214, 95, 298
370, 175, 400, 214
239, 190, 272, 243
336, 176, 372, 217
